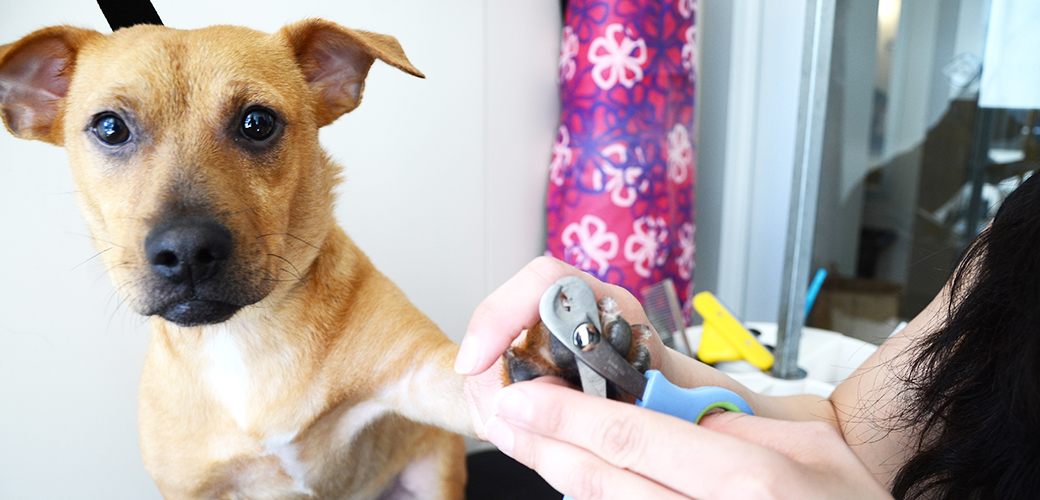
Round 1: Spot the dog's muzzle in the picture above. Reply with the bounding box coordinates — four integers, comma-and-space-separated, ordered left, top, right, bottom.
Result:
143, 217, 244, 326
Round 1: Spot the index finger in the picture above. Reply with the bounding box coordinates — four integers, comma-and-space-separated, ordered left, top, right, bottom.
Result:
493, 379, 780, 499
456, 256, 648, 375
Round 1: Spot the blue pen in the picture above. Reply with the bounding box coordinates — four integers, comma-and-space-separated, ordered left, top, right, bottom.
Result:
804, 268, 828, 322
539, 277, 753, 500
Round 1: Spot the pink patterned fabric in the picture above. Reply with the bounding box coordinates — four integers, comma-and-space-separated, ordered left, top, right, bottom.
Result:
546, 0, 697, 322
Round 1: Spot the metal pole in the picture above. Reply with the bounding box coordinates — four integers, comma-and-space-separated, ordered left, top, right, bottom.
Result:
772, 0, 836, 380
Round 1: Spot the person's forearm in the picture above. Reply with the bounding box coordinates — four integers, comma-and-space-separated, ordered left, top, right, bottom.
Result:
656, 347, 840, 427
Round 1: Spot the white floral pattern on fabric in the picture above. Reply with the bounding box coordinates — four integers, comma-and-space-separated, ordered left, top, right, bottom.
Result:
681, 25, 697, 82
550, 125, 574, 186
677, 222, 694, 280
600, 143, 647, 207
588, 24, 648, 90
666, 124, 692, 184
678, 0, 695, 19
559, 26, 579, 82
562, 214, 619, 277
547, 0, 697, 323
624, 216, 669, 278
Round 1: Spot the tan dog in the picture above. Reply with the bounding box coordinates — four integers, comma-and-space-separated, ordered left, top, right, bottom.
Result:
0, 21, 472, 499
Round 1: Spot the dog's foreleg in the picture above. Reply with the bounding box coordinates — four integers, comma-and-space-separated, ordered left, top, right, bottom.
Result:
380, 337, 474, 438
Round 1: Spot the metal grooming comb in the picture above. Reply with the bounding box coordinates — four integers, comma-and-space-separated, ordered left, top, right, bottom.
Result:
640, 279, 692, 356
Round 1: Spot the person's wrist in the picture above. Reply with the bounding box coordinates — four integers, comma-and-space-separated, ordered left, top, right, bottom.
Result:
655, 345, 739, 394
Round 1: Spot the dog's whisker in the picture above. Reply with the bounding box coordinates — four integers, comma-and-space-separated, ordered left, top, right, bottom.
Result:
256, 269, 280, 282
64, 231, 128, 249
268, 253, 303, 280
257, 232, 320, 250
276, 268, 302, 282
258, 268, 294, 283
105, 289, 142, 335
96, 261, 134, 285
94, 269, 119, 287
71, 247, 114, 271
108, 277, 136, 300
279, 268, 304, 281
232, 206, 261, 216
92, 238, 127, 249
104, 280, 135, 327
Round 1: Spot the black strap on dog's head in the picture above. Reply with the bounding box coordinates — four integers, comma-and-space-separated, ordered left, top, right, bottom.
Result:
97, 0, 163, 31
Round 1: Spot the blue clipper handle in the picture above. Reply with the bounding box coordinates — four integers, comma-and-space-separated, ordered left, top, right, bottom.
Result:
637, 370, 753, 423
561, 371, 751, 500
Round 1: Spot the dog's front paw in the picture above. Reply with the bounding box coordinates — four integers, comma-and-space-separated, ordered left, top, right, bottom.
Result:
504, 297, 651, 399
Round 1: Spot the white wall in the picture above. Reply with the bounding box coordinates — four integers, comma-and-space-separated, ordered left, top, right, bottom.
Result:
691, 0, 733, 308
0, 1, 558, 498
742, 1, 810, 322
695, 0, 810, 323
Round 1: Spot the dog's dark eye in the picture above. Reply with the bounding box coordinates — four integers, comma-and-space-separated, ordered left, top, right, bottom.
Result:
241, 108, 277, 141
92, 113, 130, 145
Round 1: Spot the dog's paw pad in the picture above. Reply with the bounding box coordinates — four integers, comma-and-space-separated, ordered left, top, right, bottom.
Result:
503, 298, 652, 400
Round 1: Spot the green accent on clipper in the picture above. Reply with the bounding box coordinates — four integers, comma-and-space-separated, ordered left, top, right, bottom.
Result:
694, 401, 743, 423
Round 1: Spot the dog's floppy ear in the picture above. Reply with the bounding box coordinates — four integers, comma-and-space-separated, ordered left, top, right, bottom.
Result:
280, 19, 424, 126
0, 27, 101, 144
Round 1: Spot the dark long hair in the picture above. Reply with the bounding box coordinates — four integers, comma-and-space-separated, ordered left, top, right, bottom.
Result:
892, 172, 1040, 499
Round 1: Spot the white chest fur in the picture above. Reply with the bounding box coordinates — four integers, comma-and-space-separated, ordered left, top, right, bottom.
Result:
260, 430, 314, 496
204, 327, 251, 428
199, 325, 408, 496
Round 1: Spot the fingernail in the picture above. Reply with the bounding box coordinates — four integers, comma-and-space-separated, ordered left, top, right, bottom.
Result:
493, 385, 532, 423
485, 416, 515, 456
454, 337, 479, 375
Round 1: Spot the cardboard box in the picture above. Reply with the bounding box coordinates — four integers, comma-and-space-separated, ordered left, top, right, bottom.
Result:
808, 276, 903, 345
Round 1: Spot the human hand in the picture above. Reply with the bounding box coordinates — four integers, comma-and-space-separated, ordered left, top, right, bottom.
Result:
483, 378, 893, 500
456, 256, 667, 439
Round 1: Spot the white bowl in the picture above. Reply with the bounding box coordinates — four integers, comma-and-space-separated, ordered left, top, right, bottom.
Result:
684, 322, 879, 397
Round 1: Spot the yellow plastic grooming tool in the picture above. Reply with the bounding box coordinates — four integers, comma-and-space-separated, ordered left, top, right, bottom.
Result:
693, 292, 774, 370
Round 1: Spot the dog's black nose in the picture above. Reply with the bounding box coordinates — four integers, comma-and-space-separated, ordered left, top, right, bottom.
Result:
145, 218, 233, 284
